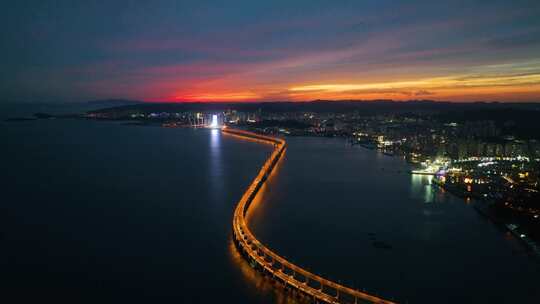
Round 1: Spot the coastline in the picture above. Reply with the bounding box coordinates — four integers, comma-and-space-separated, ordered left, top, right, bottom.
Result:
429, 172, 540, 257
354, 143, 540, 258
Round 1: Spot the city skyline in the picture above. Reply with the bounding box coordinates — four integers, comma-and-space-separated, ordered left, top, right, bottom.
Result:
2, 1, 540, 103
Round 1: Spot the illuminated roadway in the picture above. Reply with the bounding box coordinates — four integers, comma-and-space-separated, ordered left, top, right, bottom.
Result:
223, 127, 396, 304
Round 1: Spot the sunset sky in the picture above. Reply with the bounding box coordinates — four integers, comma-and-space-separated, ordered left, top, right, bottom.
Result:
2, 0, 540, 103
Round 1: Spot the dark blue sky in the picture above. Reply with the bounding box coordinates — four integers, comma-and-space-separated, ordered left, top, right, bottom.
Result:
2, 0, 540, 102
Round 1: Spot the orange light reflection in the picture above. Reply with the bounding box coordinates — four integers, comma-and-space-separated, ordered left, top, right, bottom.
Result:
228, 238, 310, 304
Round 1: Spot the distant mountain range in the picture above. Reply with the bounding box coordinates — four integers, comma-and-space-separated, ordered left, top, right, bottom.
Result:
83, 99, 540, 139
88, 99, 540, 115
85, 99, 144, 107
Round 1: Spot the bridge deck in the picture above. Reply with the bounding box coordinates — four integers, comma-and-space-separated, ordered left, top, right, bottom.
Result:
224, 128, 396, 304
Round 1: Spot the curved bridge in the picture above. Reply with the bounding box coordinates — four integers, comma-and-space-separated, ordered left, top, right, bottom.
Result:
224, 128, 396, 304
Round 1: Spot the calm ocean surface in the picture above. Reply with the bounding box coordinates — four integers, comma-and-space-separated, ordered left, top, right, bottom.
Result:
250, 137, 540, 303
2, 104, 539, 303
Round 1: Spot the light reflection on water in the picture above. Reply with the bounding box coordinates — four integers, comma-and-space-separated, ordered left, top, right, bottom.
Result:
410, 174, 435, 204
209, 129, 224, 203
228, 238, 311, 304
246, 149, 286, 224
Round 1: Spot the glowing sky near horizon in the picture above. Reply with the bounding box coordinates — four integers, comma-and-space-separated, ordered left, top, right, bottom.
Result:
2, 0, 540, 103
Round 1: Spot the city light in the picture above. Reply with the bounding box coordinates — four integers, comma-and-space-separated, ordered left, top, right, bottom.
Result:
210, 114, 219, 128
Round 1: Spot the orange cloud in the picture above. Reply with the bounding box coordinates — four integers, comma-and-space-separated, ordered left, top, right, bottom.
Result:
175, 92, 260, 102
